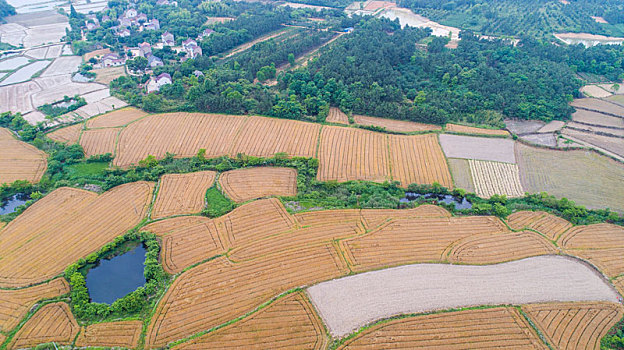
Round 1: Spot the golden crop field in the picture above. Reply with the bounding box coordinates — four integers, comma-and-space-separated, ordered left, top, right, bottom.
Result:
326, 107, 349, 125
86, 107, 147, 128
172, 292, 327, 349
79, 128, 119, 157
523, 302, 623, 350
469, 159, 524, 198
446, 123, 509, 136
219, 167, 297, 202
353, 114, 441, 132
8, 302, 79, 349
0, 127, 47, 185
337, 307, 546, 349
559, 223, 624, 249
46, 123, 82, 144
360, 205, 452, 229
151, 171, 217, 219
0, 182, 153, 287
507, 211, 573, 240
388, 134, 453, 188
0, 278, 69, 333
75, 321, 143, 348
573, 248, 624, 278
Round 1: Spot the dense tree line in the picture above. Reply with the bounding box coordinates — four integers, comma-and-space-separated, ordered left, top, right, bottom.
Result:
0, 0, 15, 22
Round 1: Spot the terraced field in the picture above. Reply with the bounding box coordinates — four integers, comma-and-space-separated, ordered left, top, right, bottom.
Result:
507, 210, 573, 240
75, 321, 143, 348
0, 127, 47, 185
46, 123, 82, 144
8, 302, 78, 349
86, 107, 147, 128
388, 134, 453, 188
219, 167, 297, 202
326, 107, 348, 125
445, 123, 509, 136
353, 114, 440, 132
151, 171, 216, 219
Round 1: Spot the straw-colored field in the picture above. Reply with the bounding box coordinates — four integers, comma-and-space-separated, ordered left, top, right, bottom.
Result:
326, 107, 348, 125
8, 302, 79, 349
388, 134, 453, 188
447, 158, 475, 192
559, 223, 624, 249
507, 210, 573, 240
469, 159, 524, 198
80, 128, 118, 156
75, 321, 143, 348
0, 127, 47, 184
446, 123, 509, 136
151, 171, 217, 219
86, 107, 147, 128
46, 123, 82, 144
353, 114, 441, 132
93, 66, 127, 85
219, 167, 297, 202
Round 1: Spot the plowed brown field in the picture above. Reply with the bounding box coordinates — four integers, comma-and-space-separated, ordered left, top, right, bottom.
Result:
0, 182, 153, 287
559, 223, 624, 249
353, 115, 441, 132
47, 123, 82, 144
447, 231, 557, 264
523, 302, 623, 350
146, 245, 348, 348
446, 123, 510, 136
75, 320, 143, 348
80, 128, 119, 156
507, 211, 573, 240
8, 302, 79, 350
388, 134, 453, 188
172, 292, 327, 349
0, 278, 69, 333
151, 171, 217, 219
219, 167, 297, 202
0, 127, 47, 185
337, 307, 546, 349
326, 107, 349, 125
86, 107, 147, 128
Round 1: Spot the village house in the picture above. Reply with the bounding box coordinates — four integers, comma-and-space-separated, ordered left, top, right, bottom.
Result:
139, 42, 152, 57
146, 73, 172, 93
85, 21, 99, 31
102, 15, 111, 22
101, 53, 126, 67
156, 0, 178, 6
182, 38, 202, 59
197, 28, 215, 41
148, 55, 164, 67
144, 18, 160, 31
161, 31, 175, 46
116, 28, 131, 37
124, 8, 138, 18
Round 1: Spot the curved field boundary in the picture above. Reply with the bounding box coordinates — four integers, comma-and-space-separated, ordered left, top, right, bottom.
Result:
326, 107, 348, 125
445, 123, 510, 136
559, 223, 624, 249
172, 291, 327, 349
306, 255, 620, 337
573, 248, 624, 279
46, 123, 82, 144
219, 167, 297, 203
0, 127, 47, 185
159, 219, 224, 274
523, 302, 624, 350
336, 307, 546, 349
507, 210, 573, 241
468, 159, 524, 198
8, 302, 78, 349
151, 171, 217, 219
75, 320, 142, 348
85, 107, 148, 128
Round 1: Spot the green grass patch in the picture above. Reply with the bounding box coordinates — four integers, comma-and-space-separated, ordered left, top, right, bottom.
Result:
64, 161, 109, 179
203, 187, 236, 218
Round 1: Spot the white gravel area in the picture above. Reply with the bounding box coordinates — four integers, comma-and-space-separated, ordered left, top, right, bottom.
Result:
439, 134, 516, 163
307, 255, 620, 337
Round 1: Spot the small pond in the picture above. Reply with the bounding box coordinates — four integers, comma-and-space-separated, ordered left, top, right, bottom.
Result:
86, 245, 147, 304
0, 193, 30, 215
400, 192, 472, 210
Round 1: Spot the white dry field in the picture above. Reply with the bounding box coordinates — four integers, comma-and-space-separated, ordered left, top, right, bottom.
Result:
581, 85, 612, 98
469, 159, 524, 198
439, 134, 516, 163
378, 7, 460, 40
306, 255, 619, 337
0, 60, 50, 86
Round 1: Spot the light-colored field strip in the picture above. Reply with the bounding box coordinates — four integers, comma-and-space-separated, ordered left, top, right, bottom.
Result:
219, 167, 297, 202
46, 123, 82, 144
354, 114, 441, 132
572, 98, 624, 117
326, 107, 349, 124
572, 110, 624, 129
151, 171, 217, 219
8, 302, 78, 349
306, 255, 620, 337
86, 107, 147, 128
0, 127, 47, 185
439, 133, 516, 163
75, 320, 143, 348
447, 158, 475, 192
445, 123, 509, 136
468, 159, 524, 198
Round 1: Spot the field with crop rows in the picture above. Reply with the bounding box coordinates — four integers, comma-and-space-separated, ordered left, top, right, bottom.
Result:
439, 134, 516, 163
219, 167, 297, 202
353, 114, 441, 132
326, 107, 348, 125
86, 107, 147, 128
93, 66, 126, 85
0, 127, 47, 185
523, 302, 623, 350
79, 128, 119, 157
388, 134, 453, 188
562, 128, 624, 158
336, 307, 545, 349
468, 159, 524, 198
0, 182, 153, 287
75, 321, 142, 348
571, 98, 624, 117
560, 224, 624, 249
572, 110, 624, 129
46, 123, 82, 144
507, 211, 573, 240
172, 292, 327, 349
447, 158, 475, 192
445, 123, 509, 136
151, 171, 216, 219
8, 302, 78, 349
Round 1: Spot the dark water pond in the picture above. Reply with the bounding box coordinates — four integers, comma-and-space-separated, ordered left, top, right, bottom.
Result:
86, 245, 147, 304
400, 192, 472, 210
0, 193, 30, 215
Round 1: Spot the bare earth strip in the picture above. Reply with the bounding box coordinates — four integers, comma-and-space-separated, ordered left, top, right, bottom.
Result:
445, 123, 509, 136
439, 134, 516, 163
562, 128, 624, 158
307, 255, 620, 337
572, 98, 624, 117
0, 127, 47, 184
354, 114, 441, 132
572, 110, 624, 129
219, 167, 297, 202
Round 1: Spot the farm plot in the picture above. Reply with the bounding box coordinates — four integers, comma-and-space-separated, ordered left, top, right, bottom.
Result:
559, 223, 624, 249
505, 119, 546, 135
46, 123, 82, 144
317, 126, 390, 183
0, 182, 153, 287
151, 171, 217, 219
388, 134, 453, 188
0, 127, 47, 185
219, 167, 297, 202
74, 95, 127, 119
0, 56, 29, 70
523, 302, 624, 350
336, 307, 546, 349
145, 245, 348, 348
86, 107, 147, 128
516, 143, 624, 213
8, 302, 78, 350
30, 75, 106, 109
79, 128, 119, 157
22, 23, 69, 48
326, 107, 349, 125
353, 114, 441, 132
507, 211, 572, 240
93, 66, 126, 85
581, 85, 612, 98
572, 98, 624, 117
562, 128, 624, 158
39, 56, 81, 77
172, 292, 327, 349
0, 60, 50, 86
115, 113, 248, 167
0, 278, 69, 333
573, 248, 624, 277
572, 110, 624, 129
468, 159, 524, 198
566, 122, 624, 137
445, 123, 509, 136
439, 134, 516, 163
75, 321, 143, 348
306, 255, 620, 337
360, 205, 452, 229
447, 158, 475, 192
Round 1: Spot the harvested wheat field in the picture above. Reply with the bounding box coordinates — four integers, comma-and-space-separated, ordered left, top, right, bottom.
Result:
46, 123, 82, 144
75, 320, 143, 348
523, 302, 624, 350
0, 278, 69, 333
336, 307, 546, 349
360, 205, 452, 229
446, 231, 557, 264
307, 256, 620, 337
507, 211, 573, 240
172, 291, 327, 349
468, 159, 524, 198
353, 114, 441, 132
446, 123, 509, 136
516, 143, 624, 213
439, 134, 516, 163
93, 66, 126, 85
573, 248, 624, 278
146, 245, 348, 348
0, 127, 47, 185
339, 216, 508, 272
0, 182, 153, 287
388, 134, 453, 188
447, 158, 475, 192
8, 302, 79, 350
572, 98, 624, 117
219, 167, 297, 202
572, 110, 624, 129
151, 171, 217, 219
326, 107, 349, 125
86, 107, 147, 128
80, 128, 119, 156
559, 223, 624, 249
